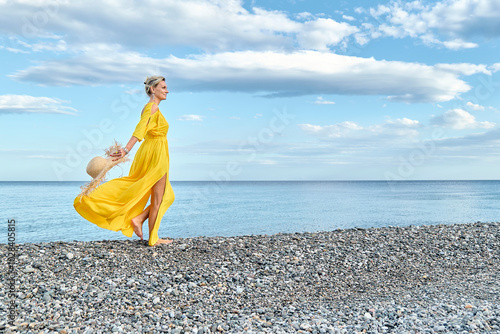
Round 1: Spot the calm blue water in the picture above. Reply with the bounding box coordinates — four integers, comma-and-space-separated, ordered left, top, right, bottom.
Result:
1, 181, 499, 244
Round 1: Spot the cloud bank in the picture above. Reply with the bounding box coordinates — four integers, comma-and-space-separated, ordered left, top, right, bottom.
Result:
11, 48, 480, 103
0, 0, 356, 52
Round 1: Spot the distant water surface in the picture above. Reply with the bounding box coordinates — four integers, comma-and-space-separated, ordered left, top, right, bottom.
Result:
1, 181, 499, 244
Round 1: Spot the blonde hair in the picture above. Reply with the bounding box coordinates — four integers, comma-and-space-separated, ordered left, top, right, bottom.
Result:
144, 76, 165, 96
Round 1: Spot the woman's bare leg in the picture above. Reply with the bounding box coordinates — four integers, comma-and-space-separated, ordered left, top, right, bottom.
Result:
131, 205, 150, 240
149, 173, 171, 246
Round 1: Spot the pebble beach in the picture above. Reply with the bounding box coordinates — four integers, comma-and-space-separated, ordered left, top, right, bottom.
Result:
1, 222, 499, 334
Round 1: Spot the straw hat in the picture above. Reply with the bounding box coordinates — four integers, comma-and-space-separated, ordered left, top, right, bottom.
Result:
86, 156, 109, 179
77, 141, 130, 200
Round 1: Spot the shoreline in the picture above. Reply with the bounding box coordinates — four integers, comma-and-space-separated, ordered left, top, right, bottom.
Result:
1, 222, 498, 333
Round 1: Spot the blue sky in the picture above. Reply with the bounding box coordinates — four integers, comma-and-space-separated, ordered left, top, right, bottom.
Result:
1, 0, 500, 181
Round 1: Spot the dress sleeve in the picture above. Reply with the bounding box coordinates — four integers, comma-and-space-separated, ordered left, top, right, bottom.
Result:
132, 104, 153, 142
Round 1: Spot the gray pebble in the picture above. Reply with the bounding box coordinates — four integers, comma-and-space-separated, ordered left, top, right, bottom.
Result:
23, 266, 35, 273
42, 292, 51, 301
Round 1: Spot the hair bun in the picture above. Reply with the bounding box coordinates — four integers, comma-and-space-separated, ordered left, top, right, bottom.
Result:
143, 75, 165, 96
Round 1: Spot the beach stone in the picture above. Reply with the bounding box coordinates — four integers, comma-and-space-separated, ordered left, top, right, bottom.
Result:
24, 266, 35, 273
42, 292, 51, 302
53, 266, 65, 273
66, 252, 74, 260
300, 323, 311, 330
111, 325, 123, 332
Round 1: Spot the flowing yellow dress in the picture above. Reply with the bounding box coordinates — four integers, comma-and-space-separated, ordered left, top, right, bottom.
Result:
74, 102, 175, 246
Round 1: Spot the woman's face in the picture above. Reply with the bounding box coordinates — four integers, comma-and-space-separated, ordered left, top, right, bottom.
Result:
153, 81, 169, 100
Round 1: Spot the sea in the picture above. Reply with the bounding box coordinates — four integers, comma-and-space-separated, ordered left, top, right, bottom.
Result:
1, 180, 499, 244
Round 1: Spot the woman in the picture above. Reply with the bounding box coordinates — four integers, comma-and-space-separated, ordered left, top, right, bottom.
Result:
74, 76, 175, 246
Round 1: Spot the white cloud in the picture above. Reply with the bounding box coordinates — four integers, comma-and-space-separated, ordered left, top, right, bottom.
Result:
342, 15, 355, 21
431, 108, 495, 129
419, 34, 479, 50
178, 115, 204, 121
299, 121, 363, 138
31, 40, 68, 52
385, 117, 420, 127
353, 33, 370, 45
491, 63, 500, 72
296, 12, 313, 20
429, 0, 500, 37
378, 23, 405, 38
10, 38, 68, 53
442, 39, 478, 50
434, 63, 490, 76
379, 117, 421, 136
295, 18, 358, 51
0, 45, 29, 53
0, 95, 77, 115
368, 0, 500, 50
314, 97, 335, 105
370, 5, 391, 17
466, 102, 485, 111
354, 7, 364, 14
10, 48, 473, 103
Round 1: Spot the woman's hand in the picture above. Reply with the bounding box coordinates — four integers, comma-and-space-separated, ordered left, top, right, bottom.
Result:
110, 148, 125, 161
110, 137, 137, 161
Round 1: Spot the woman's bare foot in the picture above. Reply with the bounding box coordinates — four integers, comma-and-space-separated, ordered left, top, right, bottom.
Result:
150, 238, 173, 246
131, 217, 143, 240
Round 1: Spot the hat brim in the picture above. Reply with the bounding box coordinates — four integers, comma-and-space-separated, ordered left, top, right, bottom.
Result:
77, 141, 130, 200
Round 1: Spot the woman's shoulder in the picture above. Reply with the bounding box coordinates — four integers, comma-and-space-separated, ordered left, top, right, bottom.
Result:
150, 103, 159, 115
141, 102, 160, 116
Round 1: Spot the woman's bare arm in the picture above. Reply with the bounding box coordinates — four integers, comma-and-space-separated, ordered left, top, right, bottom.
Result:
111, 136, 139, 161
124, 136, 139, 152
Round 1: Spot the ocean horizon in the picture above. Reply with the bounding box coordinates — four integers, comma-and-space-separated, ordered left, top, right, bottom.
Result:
2, 180, 499, 244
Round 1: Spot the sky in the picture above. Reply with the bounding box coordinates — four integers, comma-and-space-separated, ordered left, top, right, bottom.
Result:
1, 0, 500, 181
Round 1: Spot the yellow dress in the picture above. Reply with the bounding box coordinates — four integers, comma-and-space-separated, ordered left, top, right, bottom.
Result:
74, 102, 175, 246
